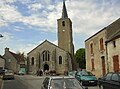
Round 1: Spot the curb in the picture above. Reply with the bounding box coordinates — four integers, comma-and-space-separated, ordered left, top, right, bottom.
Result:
0, 76, 3, 89
0, 80, 3, 89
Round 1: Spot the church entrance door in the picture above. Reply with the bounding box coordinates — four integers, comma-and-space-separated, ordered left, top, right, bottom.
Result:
43, 64, 49, 71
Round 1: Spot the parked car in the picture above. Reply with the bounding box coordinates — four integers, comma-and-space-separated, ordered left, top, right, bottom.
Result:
98, 72, 120, 89
68, 70, 77, 77
41, 76, 88, 89
75, 70, 97, 86
3, 70, 14, 80
18, 70, 25, 75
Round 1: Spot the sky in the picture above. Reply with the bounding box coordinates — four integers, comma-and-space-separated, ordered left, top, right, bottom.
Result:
0, 0, 120, 55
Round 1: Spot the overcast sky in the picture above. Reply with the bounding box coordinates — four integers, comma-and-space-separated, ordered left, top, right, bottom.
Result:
0, 0, 120, 55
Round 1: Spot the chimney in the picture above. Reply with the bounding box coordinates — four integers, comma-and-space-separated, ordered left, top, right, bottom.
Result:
5, 47, 9, 53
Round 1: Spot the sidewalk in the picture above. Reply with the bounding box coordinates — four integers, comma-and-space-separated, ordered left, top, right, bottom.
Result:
0, 76, 3, 89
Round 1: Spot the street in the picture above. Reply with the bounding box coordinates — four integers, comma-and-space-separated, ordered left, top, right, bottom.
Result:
2, 75, 99, 89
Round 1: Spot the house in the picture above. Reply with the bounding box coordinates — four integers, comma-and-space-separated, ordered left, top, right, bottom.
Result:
27, 1, 75, 75
3, 47, 26, 73
0, 55, 5, 74
85, 18, 120, 78
106, 18, 120, 72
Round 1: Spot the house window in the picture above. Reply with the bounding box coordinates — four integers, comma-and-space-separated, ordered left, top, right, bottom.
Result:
59, 56, 62, 64
31, 57, 34, 65
113, 55, 119, 72
91, 59, 95, 71
42, 50, 50, 61
8, 59, 11, 62
62, 21, 65, 26
100, 38, 104, 50
113, 40, 116, 47
90, 43, 93, 54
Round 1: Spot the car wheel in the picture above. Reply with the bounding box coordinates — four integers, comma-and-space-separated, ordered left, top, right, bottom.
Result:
81, 81, 85, 86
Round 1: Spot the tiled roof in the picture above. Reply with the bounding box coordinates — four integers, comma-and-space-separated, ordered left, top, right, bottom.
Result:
9, 51, 25, 62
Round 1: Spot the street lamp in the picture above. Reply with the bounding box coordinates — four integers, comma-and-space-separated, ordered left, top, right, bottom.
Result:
0, 34, 3, 38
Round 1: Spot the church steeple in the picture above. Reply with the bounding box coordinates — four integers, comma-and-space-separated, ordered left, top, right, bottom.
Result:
62, 0, 68, 18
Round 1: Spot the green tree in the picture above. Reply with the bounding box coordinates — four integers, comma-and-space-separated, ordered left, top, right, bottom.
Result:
75, 48, 86, 69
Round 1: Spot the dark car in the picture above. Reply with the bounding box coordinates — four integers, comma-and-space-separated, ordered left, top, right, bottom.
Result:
41, 76, 88, 89
75, 70, 97, 86
98, 72, 120, 89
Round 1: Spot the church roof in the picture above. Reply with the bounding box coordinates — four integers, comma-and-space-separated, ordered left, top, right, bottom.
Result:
62, 0, 68, 18
27, 40, 68, 55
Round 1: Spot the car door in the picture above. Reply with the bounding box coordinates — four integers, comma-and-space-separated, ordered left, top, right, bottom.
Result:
110, 73, 120, 89
42, 77, 50, 89
102, 73, 112, 89
75, 72, 81, 82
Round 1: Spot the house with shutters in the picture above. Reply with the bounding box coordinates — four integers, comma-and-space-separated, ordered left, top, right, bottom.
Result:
85, 18, 120, 78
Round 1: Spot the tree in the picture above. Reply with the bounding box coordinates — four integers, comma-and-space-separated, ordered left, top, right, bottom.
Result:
75, 48, 86, 69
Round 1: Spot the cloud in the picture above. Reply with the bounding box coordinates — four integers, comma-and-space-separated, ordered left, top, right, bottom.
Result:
67, 0, 120, 35
0, 0, 119, 35
0, 0, 120, 55
0, 32, 14, 44
28, 3, 43, 11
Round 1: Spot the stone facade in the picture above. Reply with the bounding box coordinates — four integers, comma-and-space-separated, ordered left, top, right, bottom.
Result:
27, 40, 72, 75
3, 47, 26, 73
107, 38, 120, 72
0, 55, 5, 70
85, 18, 120, 78
85, 29, 107, 78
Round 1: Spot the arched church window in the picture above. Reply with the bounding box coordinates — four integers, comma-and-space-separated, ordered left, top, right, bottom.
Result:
45, 51, 47, 61
42, 50, 50, 61
48, 52, 50, 61
31, 57, 34, 65
62, 21, 65, 26
42, 51, 45, 61
59, 56, 62, 64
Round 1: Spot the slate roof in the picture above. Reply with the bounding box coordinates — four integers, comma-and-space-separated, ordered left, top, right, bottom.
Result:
62, 0, 68, 18
106, 29, 120, 43
9, 51, 25, 62
85, 18, 120, 42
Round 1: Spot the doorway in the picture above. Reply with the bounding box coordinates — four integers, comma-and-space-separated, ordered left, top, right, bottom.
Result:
43, 64, 49, 71
101, 56, 106, 76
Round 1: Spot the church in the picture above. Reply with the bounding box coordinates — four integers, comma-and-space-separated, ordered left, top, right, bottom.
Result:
27, 1, 74, 75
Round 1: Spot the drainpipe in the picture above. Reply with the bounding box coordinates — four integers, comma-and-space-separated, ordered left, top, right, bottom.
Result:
105, 42, 109, 73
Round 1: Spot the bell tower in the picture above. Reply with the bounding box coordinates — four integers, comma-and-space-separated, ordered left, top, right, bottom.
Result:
57, 0, 74, 69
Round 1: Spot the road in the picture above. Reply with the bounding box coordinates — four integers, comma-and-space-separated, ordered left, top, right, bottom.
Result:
2, 75, 99, 89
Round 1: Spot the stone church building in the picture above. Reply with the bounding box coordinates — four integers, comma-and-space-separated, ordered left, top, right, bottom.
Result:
27, 1, 74, 75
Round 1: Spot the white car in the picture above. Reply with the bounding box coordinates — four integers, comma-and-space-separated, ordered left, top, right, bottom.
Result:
41, 76, 88, 89
3, 70, 14, 80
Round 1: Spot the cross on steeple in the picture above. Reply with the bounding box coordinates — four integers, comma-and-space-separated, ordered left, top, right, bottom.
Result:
62, 0, 68, 18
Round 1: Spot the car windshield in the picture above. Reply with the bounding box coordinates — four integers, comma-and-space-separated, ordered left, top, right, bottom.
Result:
50, 78, 83, 89
6, 70, 13, 73
78, 71, 93, 76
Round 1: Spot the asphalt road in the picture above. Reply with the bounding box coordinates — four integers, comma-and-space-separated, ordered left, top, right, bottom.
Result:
2, 77, 28, 89
2, 75, 99, 89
